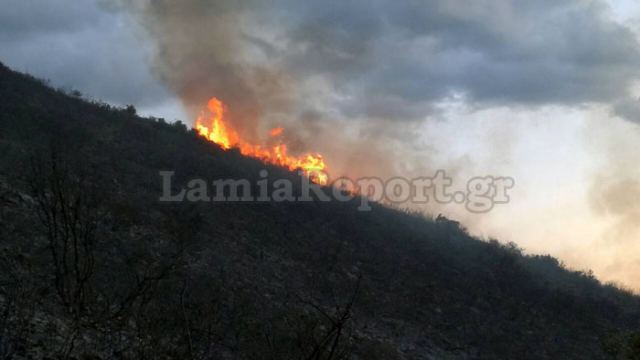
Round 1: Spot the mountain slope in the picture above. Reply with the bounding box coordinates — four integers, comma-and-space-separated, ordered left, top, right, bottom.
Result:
0, 61, 638, 359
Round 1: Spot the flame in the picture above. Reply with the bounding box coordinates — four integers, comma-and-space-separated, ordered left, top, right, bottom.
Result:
196, 98, 238, 149
269, 127, 284, 137
196, 97, 328, 184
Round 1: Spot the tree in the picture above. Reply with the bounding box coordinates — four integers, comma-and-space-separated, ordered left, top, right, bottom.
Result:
28, 151, 104, 317
125, 104, 137, 116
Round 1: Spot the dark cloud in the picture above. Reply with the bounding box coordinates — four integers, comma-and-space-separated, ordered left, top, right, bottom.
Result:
0, 0, 99, 38
285, 0, 640, 118
0, 0, 177, 112
123, 0, 640, 124
613, 97, 640, 123
2, 0, 639, 124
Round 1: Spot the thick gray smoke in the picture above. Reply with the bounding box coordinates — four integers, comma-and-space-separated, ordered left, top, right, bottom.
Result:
123, 0, 291, 140
125, 0, 640, 121
123, 0, 640, 287
123, 0, 640, 172
123, 0, 639, 182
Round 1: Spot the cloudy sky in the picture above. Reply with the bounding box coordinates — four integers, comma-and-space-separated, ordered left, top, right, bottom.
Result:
1, 0, 639, 288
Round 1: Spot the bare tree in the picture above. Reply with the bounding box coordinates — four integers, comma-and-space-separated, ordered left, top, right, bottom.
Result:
298, 276, 361, 360
28, 151, 104, 318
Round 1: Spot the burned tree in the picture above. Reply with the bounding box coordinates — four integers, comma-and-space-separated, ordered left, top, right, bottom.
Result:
28, 151, 104, 317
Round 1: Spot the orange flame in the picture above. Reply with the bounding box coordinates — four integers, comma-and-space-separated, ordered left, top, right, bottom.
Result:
269, 127, 284, 137
196, 97, 328, 184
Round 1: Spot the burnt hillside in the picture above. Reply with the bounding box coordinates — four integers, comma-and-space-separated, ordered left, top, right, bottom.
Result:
0, 61, 639, 359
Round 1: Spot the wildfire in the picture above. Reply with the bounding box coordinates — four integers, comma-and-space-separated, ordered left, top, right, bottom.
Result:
269, 127, 284, 137
196, 97, 328, 184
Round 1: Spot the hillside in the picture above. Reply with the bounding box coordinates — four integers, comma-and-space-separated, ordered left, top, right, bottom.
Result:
0, 61, 639, 359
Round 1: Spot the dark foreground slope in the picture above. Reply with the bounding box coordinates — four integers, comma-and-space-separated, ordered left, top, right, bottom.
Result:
0, 62, 639, 359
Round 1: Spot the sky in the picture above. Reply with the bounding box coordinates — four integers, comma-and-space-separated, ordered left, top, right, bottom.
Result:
1, 0, 639, 289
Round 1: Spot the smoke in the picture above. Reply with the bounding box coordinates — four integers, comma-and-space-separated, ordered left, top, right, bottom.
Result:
122, 0, 640, 166
586, 118, 640, 288
121, 0, 417, 181
122, 0, 294, 141
122, 0, 640, 288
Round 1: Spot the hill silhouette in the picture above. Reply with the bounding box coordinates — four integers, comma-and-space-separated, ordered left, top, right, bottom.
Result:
0, 61, 639, 359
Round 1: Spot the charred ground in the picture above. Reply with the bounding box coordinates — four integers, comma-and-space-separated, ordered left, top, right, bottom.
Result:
0, 62, 639, 359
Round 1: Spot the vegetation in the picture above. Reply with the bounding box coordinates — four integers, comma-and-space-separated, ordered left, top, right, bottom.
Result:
0, 61, 639, 359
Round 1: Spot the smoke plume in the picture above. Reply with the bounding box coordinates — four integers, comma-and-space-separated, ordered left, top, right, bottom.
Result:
123, 0, 640, 288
